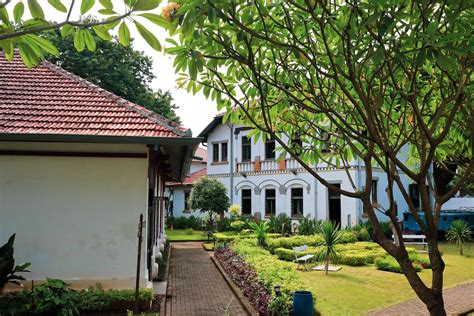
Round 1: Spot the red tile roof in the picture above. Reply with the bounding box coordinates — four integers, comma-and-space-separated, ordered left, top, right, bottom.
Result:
0, 53, 189, 138
167, 168, 206, 186
193, 147, 207, 162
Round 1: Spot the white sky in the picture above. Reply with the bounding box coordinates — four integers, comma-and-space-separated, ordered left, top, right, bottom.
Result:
9, 1, 218, 136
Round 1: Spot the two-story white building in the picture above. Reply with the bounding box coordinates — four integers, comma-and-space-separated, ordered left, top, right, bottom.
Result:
199, 114, 418, 227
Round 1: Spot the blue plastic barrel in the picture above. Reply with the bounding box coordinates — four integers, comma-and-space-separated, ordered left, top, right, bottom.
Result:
293, 291, 313, 316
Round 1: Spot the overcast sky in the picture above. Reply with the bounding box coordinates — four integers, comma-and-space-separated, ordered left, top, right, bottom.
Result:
10, 1, 219, 136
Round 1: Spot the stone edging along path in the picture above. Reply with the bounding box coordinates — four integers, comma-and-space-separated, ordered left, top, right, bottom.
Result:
210, 255, 259, 316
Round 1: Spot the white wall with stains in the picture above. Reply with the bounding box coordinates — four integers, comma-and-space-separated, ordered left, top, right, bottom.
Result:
0, 142, 150, 288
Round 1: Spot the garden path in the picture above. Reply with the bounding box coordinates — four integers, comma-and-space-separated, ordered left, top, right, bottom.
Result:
165, 242, 249, 316
369, 280, 474, 315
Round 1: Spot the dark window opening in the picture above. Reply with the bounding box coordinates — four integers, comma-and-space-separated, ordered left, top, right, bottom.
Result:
212, 143, 219, 162
291, 188, 304, 217
328, 184, 341, 225
372, 180, 378, 204
442, 216, 447, 222
221, 142, 228, 161
242, 136, 251, 161
242, 189, 252, 215
265, 189, 276, 216
265, 136, 276, 159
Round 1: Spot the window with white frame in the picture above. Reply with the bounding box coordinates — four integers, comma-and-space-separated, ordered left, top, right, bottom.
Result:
291, 188, 304, 217
265, 136, 276, 159
265, 188, 276, 216
242, 136, 251, 161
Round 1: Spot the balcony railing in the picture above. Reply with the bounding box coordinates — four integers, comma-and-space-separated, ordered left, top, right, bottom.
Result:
260, 160, 278, 171
235, 158, 303, 173
285, 158, 302, 170
237, 161, 254, 173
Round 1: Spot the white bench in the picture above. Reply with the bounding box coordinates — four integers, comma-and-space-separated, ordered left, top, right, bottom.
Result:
293, 245, 315, 270
393, 234, 427, 250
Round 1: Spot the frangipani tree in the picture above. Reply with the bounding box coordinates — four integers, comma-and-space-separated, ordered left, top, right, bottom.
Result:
158, 1, 473, 314
0, 0, 170, 67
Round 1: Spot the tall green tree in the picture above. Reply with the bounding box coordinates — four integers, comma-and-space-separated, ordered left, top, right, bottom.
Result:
188, 177, 230, 229
46, 30, 180, 122
159, 1, 473, 314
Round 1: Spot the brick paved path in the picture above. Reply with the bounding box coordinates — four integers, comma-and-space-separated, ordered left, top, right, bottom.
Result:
369, 281, 474, 315
166, 242, 249, 316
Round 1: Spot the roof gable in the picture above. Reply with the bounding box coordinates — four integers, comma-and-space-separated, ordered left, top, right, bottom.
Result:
0, 54, 189, 138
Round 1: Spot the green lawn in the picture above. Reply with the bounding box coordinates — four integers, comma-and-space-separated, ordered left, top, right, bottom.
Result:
299, 242, 474, 315
166, 229, 211, 241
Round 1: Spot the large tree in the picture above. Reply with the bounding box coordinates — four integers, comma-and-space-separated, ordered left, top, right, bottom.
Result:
46, 30, 180, 122
0, 0, 169, 67
159, 1, 473, 315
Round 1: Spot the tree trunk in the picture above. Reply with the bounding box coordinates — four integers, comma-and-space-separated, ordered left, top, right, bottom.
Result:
363, 200, 447, 315
325, 254, 329, 275
460, 243, 463, 256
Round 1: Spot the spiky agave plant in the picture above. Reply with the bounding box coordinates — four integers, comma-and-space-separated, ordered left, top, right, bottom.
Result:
248, 221, 269, 247
446, 220, 472, 255
316, 221, 344, 275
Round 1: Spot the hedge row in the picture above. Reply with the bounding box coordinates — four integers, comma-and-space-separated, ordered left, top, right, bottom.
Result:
231, 239, 316, 314
213, 232, 281, 243
267, 231, 357, 253
375, 257, 423, 273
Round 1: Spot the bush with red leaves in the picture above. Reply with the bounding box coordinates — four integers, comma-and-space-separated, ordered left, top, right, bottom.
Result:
215, 247, 270, 315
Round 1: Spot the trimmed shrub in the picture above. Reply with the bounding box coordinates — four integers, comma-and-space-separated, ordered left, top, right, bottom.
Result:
230, 220, 246, 232
337, 254, 367, 266
216, 217, 232, 232
409, 254, 432, 269
339, 230, 358, 243
166, 215, 203, 230
375, 257, 422, 273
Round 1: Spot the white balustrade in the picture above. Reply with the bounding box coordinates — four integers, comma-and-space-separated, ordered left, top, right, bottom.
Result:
286, 158, 302, 170
237, 161, 254, 173
260, 160, 278, 171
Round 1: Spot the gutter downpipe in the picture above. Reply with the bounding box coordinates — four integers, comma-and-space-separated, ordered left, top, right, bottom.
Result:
357, 156, 362, 223
227, 122, 234, 204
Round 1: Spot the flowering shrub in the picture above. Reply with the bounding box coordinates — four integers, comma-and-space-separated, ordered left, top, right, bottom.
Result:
214, 248, 270, 314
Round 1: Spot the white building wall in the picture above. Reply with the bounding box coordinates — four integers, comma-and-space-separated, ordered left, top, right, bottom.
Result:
0, 142, 150, 289
204, 121, 422, 227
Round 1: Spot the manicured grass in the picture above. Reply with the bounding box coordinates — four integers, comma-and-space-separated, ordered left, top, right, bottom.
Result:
298, 242, 474, 315
166, 229, 211, 241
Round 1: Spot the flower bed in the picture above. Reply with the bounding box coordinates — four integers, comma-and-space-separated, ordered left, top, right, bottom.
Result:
215, 247, 270, 314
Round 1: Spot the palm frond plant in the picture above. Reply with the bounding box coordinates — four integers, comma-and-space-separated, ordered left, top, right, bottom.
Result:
248, 221, 269, 247
446, 220, 472, 255
316, 221, 344, 275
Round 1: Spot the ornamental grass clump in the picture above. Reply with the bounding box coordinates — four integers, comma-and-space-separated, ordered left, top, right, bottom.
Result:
446, 220, 472, 256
